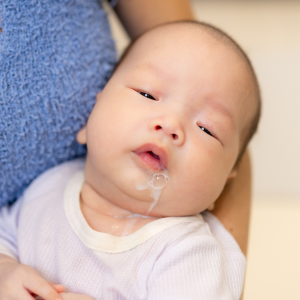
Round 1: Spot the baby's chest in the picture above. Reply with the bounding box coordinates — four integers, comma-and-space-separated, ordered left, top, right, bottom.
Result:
18, 214, 159, 299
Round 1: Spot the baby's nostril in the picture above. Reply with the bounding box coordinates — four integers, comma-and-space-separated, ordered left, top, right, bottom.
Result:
155, 125, 162, 130
172, 134, 178, 140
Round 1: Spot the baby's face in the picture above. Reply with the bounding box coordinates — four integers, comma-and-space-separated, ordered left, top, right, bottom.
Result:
80, 25, 256, 217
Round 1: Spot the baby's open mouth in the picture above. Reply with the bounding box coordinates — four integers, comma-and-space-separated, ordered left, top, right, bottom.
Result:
148, 151, 160, 160
134, 144, 168, 170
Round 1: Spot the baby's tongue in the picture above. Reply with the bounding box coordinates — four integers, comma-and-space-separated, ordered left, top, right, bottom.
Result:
137, 152, 162, 170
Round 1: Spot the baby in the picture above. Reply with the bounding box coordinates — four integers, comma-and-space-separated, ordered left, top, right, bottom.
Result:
0, 21, 260, 300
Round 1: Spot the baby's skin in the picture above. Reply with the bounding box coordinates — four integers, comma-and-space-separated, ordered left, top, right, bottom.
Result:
0, 255, 92, 300
0, 22, 258, 299
76, 22, 257, 237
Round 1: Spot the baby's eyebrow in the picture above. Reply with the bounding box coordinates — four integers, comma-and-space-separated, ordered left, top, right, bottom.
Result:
135, 63, 177, 83
208, 99, 235, 128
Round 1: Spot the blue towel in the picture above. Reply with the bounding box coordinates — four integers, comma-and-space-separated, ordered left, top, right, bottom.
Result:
0, 0, 117, 207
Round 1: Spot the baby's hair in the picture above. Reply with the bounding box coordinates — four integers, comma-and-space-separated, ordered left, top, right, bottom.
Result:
115, 20, 261, 167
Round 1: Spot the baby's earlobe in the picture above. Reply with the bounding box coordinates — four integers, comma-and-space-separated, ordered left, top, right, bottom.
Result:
96, 91, 102, 101
227, 169, 238, 182
207, 202, 215, 211
76, 126, 87, 144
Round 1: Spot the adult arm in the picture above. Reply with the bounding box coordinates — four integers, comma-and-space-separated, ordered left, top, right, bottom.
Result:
114, 0, 194, 39
212, 151, 251, 256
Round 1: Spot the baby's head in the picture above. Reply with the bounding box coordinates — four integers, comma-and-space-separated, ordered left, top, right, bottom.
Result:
77, 21, 261, 217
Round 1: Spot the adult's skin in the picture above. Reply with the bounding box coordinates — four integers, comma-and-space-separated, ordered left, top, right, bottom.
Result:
114, 0, 251, 257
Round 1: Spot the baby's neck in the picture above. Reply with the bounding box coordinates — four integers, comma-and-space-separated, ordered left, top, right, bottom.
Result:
80, 182, 158, 236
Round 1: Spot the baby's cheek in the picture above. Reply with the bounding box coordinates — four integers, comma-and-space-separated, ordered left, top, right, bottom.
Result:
187, 156, 225, 198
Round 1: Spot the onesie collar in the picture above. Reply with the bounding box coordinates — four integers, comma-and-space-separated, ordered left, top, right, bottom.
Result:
64, 171, 203, 253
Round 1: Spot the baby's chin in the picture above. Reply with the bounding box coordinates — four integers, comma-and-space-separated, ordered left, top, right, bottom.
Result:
97, 164, 217, 218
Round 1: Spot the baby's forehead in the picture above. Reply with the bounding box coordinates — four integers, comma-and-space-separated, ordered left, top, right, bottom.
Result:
124, 23, 251, 82
128, 26, 253, 90
131, 23, 236, 56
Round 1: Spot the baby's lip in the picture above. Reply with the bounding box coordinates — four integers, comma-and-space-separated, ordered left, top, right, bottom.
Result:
134, 144, 168, 170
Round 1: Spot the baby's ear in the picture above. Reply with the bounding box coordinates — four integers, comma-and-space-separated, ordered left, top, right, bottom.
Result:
226, 168, 237, 183
96, 91, 102, 101
76, 126, 87, 145
207, 202, 215, 211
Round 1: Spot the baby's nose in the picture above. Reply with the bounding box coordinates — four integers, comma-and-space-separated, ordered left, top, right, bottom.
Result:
149, 117, 185, 145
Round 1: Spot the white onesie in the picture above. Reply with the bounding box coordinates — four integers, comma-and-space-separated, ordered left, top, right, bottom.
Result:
0, 159, 245, 300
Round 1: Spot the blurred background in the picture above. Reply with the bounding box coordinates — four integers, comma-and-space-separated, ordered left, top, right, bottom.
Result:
104, 1, 300, 299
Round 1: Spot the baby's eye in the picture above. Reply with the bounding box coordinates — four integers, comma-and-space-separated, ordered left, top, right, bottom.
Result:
139, 92, 156, 100
199, 126, 213, 137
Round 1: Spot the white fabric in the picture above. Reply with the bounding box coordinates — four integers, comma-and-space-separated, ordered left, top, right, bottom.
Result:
0, 159, 246, 300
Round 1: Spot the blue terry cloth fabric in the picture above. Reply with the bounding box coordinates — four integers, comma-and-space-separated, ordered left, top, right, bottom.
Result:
0, 0, 117, 207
